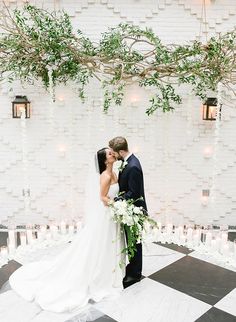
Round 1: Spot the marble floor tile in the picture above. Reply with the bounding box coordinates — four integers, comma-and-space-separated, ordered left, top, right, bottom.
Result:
214, 288, 236, 317
0, 290, 41, 322
155, 242, 194, 255
0, 260, 21, 288
93, 315, 117, 322
95, 278, 211, 322
149, 256, 236, 305
142, 242, 185, 276
189, 250, 236, 272
195, 307, 236, 322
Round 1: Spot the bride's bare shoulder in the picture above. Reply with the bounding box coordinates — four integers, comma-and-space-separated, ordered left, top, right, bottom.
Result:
112, 171, 118, 182
100, 170, 112, 183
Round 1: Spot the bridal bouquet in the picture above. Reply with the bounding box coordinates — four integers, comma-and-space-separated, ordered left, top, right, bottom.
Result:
108, 197, 158, 260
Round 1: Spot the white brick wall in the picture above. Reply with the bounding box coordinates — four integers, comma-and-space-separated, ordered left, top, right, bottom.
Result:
0, 0, 236, 227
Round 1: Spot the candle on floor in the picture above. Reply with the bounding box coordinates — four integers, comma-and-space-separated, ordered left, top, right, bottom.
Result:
26, 228, 33, 244
31, 234, 37, 245
221, 232, 228, 244
179, 234, 186, 245
8, 243, 15, 254
8, 229, 16, 247
222, 242, 230, 256
60, 221, 66, 234
167, 223, 172, 233
215, 236, 221, 253
37, 230, 43, 241
152, 227, 160, 242
46, 232, 52, 241
193, 230, 201, 247
205, 231, 212, 247
50, 225, 58, 239
20, 232, 27, 246
68, 225, 74, 235
0, 246, 8, 258
76, 221, 82, 232
177, 226, 184, 237
187, 227, 193, 242
211, 239, 218, 252
234, 240, 236, 259
40, 225, 47, 236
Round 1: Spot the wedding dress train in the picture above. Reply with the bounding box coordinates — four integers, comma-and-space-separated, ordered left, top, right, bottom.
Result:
0, 183, 125, 317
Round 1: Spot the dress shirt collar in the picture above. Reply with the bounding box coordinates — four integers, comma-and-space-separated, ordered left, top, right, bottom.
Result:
124, 153, 132, 162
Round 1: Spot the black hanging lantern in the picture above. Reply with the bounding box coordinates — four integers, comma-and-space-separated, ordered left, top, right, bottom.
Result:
12, 96, 31, 118
202, 97, 218, 121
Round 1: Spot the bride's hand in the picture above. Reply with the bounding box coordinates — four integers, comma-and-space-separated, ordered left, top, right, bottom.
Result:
107, 199, 114, 206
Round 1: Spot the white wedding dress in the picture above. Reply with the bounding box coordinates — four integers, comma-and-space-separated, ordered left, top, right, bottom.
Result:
0, 183, 125, 319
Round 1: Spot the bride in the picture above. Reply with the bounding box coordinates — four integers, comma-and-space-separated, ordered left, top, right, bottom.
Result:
6, 147, 125, 313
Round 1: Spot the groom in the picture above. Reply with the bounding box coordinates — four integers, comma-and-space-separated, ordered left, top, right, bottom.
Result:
109, 136, 147, 288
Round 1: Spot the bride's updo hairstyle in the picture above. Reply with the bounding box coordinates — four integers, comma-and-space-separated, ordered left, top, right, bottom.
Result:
97, 148, 107, 174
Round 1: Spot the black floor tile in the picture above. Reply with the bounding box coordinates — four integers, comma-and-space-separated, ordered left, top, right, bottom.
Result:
0, 232, 8, 247
155, 241, 194, 254
94, 315, 117, 322
148, 256, 236, 305
195, 307, 236, 322
228, 232, 236, 242
0, 260, 21, 288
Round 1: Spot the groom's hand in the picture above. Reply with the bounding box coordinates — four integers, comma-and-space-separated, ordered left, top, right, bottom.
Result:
114, 196, 124, 202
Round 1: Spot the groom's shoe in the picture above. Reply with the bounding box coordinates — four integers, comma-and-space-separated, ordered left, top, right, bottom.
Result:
123, 276, 141, 289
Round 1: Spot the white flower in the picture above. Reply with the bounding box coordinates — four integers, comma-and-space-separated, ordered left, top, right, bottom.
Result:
118, 161, 128, 172
108, 198, 158, 261
133, 206, 143, 215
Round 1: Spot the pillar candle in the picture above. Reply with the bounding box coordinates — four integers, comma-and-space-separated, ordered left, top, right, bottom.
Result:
68, 225, 74, 235
180, 234, 186, 245
215, 236, 221, 253
211, 239, 217, 252
60, 221, 66, 234
20, 232, 27, 246
221, 232, 228, 243
37, 231, 44, 241
0, 246, 8, 258
187, 228, 193, 242
233, 240, 236, 259
50, 225, 58, 239
178, 226, 184, 237
166, 224, 172, 236
193, 230, 200, 247
205, 231, 212, 247
152, 227, 160, 242
46, 232, 52, 241
76, 221, 82, 231
40, 226, 47, 236
8, 230, 16, 247
26, 229, 33, 244
222, 243, 230, 256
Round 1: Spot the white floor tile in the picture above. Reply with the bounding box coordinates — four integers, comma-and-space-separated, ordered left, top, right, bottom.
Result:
189, 251, 236, 272
95, 278, 211, 322
215, 288, 236, 317
142, 243, 185, 276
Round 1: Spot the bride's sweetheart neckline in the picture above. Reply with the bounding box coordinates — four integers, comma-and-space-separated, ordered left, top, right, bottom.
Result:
110, 182, 118, 186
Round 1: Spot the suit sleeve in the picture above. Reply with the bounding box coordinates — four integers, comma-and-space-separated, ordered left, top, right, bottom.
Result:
123, 166, 142, 200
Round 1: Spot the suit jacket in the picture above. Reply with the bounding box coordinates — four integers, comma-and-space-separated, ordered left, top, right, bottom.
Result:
118, 154, 147, 211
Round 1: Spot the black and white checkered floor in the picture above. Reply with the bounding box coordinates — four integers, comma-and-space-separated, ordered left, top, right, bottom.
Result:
0, 235, 236, 322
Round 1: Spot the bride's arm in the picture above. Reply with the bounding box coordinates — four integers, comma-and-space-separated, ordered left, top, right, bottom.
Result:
100, 172, 111, 206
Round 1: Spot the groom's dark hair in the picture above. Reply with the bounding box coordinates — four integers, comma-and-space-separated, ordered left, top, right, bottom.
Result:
109, 137, 128, 152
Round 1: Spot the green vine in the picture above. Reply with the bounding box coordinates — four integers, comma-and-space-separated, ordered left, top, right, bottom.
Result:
0, 4, 235, 114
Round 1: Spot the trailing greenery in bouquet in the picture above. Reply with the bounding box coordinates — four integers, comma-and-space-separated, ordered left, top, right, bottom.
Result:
108, 196, 158, 261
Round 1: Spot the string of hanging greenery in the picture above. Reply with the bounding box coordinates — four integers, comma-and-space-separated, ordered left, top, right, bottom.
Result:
0, 4, 235, 115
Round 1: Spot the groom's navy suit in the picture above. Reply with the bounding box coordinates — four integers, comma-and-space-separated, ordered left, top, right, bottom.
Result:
118, 154, 147, 282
